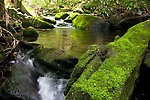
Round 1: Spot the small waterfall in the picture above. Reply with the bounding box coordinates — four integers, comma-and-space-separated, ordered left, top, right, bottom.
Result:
43, 16, 75, 29
54, 19, 73, 28
7, 48, 69, 100
38, 72, 68, 100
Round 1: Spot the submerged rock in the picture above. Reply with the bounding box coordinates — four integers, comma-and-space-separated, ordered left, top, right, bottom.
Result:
72, 14, 109, 30
23, 26, 39, 42
65, 20, 150, 100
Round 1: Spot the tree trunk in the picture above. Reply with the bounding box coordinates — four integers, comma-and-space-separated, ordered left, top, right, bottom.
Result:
0, 0, 4, 20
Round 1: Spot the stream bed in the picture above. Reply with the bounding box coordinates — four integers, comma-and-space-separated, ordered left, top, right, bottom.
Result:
1, 26, 123, 100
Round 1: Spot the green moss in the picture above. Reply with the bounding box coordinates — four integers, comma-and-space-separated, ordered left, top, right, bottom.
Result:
54, 12, 69, 20
65, 20, 150, 100
72, 14, 95, 30
22, 17, 54, 29
68, 12, 79, 19
72, 14, 108, 30
38, 17, 56, 25
64, 13, 79, 23
23, 26, 39, 42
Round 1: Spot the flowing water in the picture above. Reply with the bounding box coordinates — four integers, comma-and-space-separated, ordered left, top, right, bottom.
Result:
5, 19, 124, 100
38, 73, 68, 100
35, 26, 120, 100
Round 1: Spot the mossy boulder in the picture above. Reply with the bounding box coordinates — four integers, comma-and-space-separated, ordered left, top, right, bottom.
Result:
64, 13, 79, 23
32, 45, 78, 75
72, 14, 109, 30
38, 17, 56, 25
22, 16, 54, 29
23, 26, 39, 42
55, 12, 69, 20
65, 20, 150, 100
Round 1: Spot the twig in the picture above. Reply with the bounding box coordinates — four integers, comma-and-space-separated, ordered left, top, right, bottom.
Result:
1, 26, 18, 42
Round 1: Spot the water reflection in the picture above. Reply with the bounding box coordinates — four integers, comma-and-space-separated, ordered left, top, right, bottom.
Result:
36, 28, 116, 58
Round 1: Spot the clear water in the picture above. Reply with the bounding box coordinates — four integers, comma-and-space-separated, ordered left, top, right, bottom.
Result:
35, 28, 117, 58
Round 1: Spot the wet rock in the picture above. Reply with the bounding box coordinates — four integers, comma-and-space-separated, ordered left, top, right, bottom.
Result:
72, 14, 109, 30
57, 23, 67, 27
1, 62, 41, 100
38, 17, 56, 25
65, 20, 150, 100
110, 15, 150, 29
64, 13, 79, 23
22, 26, 39, 42
22, 16, 55, 29
55, 12, 69, 20
0, 44, 41, 100
32, 46, 78, 75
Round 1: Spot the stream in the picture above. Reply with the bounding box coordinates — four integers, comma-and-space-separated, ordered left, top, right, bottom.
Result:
2, 19, 123, 100
35, 24, 118, 100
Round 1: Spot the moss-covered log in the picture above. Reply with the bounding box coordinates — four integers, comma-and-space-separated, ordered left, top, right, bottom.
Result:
65, 20, 150, 100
